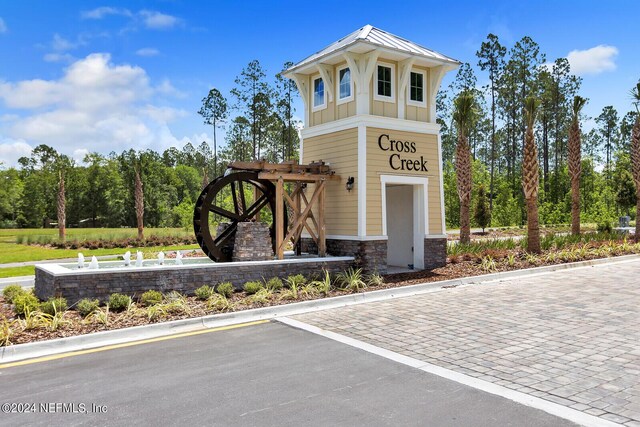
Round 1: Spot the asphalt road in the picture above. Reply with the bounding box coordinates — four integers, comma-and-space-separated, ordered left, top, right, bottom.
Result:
0, 321, 575, 427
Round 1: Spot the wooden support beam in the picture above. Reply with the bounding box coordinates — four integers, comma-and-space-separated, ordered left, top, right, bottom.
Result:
253, 186, 261, 221
279, 181, 325, 253
275, 177, 284, 260
295, 183, 302, 256
258, 172, 340, 182
318, 180, 326, 257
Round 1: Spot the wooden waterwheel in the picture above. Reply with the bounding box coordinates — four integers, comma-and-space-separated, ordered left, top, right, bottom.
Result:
193, 171, 284, 262
194, 160, 339, 262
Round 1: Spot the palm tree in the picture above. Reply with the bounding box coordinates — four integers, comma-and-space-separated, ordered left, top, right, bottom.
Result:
57, 170, 66, 242
135, 166, 144, 240
523, 97, 541, 253
631, 82, 640, 240
568, 96, 587, 235
453, 91, 476, 245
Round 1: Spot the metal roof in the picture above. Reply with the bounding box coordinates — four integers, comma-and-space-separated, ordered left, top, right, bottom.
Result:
285, 25, 460, 75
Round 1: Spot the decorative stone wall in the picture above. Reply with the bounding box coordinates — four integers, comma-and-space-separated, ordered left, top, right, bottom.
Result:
35, 257, 354, 304
424, 238, 447, 269
301, 238, 387, 274
233, 222, 273, 261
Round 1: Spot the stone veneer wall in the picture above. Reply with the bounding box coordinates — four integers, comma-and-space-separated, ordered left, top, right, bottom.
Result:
232, 222, 274, 261
301, 238, 387, 274
35, 257, 354, 304
424, 238, 447, 269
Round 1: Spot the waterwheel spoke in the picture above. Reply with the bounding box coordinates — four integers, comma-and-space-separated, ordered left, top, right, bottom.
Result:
209, 205, 242, 221
238, 180, 247, 214
231, 182, 240, 215
245, 194, 270, 218
214, 221, 237, 245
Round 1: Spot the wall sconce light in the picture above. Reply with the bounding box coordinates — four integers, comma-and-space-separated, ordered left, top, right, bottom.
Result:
346, 176, 355, 192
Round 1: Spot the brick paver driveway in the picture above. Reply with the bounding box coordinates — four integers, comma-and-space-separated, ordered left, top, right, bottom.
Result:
293, 259, 640, 426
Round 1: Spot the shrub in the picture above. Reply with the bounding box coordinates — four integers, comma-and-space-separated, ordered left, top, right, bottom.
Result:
597, 220, 613, 234
0, 316, 17, 346
2, 284, 26, 304
366, 271, 384, 287
336, 268, 367, 292
265, 277, 283, 291
140, 290, 164, 306
194, 285, 214, 301
216, 282, 234, 298
249, 288, 273, 305
311, 269, 333, 295
208, 294, 235, 311
285, 274, 306, 288
13, 293, 41, 316
76, 298, 100, 317
40, 297, 68, 315
108, 293, 131, 312
243, 281, 263, 295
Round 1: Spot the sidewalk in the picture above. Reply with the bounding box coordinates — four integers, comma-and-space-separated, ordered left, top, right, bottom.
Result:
293, 259, 640, 426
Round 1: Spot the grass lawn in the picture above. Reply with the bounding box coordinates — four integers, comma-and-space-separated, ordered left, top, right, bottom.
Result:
0, 227, 192, 244
0, 228, 200, 278
0, 266, 36, 278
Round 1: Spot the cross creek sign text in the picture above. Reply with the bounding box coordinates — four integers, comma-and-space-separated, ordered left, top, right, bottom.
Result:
377, 134, 428, 172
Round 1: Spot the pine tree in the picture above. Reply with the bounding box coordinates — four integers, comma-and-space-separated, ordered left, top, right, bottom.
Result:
474, 185, 491, 233
198, 88, 228, 179
477, 33, 506, 213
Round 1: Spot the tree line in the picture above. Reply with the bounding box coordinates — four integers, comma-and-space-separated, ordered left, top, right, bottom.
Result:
439, 33, 639, 234
1, 35, 638, 242
0, 59, 300, 235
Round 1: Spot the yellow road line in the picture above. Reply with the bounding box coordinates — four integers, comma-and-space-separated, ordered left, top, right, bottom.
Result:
0, 320, 269, 370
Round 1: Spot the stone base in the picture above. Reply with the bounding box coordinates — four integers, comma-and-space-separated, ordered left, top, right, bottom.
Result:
233, 222, 273, 261
424, 238, 447, 269
301, 238, 387, 274
35, 257, 354, 304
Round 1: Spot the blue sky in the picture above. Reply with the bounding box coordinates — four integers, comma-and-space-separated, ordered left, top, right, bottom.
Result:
0, 0, 638, 166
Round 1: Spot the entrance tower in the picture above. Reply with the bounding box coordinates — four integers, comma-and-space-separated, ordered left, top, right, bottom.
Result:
284, 25, 459, 273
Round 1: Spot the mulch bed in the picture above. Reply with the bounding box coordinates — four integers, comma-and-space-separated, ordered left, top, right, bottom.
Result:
1, 246, 638, 347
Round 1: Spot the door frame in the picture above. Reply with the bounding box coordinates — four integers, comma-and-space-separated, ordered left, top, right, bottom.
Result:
380, 175, 429, 269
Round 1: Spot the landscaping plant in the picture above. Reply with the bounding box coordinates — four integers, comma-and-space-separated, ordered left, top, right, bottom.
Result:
108, 293, 132, 313
76, 298, 100, 317
215, 282, 234, 298
140, 290, 164, 306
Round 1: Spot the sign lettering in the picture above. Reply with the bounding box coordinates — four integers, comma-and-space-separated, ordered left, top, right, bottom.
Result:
378, 134, 428, 172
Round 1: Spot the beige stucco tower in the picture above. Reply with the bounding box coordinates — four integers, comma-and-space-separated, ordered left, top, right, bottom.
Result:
284, 25, 459, 273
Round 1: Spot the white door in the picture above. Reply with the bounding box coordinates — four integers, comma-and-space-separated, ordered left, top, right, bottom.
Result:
386, 184, 414, 267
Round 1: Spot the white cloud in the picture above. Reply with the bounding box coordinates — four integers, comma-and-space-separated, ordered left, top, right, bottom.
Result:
44, 53, 74, 63
0, 17, 7, 33
52, 34, 80, 51
81, 7, 132, 20
139, 10, 181, 30
567, 45, 618, 76
156, 79, 186, 98
72, 148, 89, 163
142, 105, 188, 122
0, 53, 186, 157
136, 47, 160, 57
0, 138, 32, 166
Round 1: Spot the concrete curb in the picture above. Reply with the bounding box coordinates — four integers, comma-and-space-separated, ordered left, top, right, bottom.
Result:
0, 276, 34, 289
1, 253, 638, 364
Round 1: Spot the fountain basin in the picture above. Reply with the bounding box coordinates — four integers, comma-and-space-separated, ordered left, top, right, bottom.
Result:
35, 256, 355, 303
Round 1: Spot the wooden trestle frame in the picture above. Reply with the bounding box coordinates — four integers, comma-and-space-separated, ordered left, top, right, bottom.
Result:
227, 160, 340, 259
